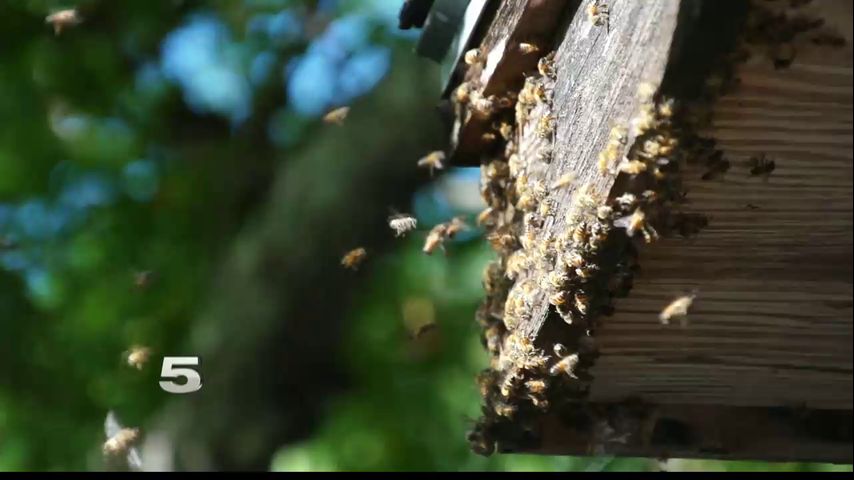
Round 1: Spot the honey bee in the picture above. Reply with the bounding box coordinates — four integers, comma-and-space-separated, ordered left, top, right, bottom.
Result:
659, 292, 697, 325
494, 401, 518, 418
476, 370, 498, 398
465, 48, 484, 66
525, 379, 547, 394
537, 51, 557, 79
341, 247, 367, 270
445, 216, 469, 238
657, 98, 676, 118
417, 150, 446, 176
536, 114, 555, 139
610, 125, 628, 144
499, 370, 524, 397
587, 0, 610, 33
388, 214, 418, 237
133, 270, 154, 290
519, 42, 540, 54
477, 207, 496, 227
538, 198, 555, 217
596, 205, 613, 220
598, 146, 620, 173
481, 132, 498, 143
454, 82, 472, 104
701, 152, 730, 181
574, 292, 590, 315
498, 122, 514, 141
484, 324, 505, 355
614, 192, 638, 209
537, 147, 553, 164
614, 208, 658, 243
508, 153, 524, 177
322, 106, 350, 125
547, 270, 569, 290
423, 224, 449, 255
616, 158, 648, 175
103, 411, 142, 471
533, 83, 550, 103
506, 251, 531, 280
516, 193, 538, 212
497, 95, 516, 109
45, 8, 82, 35
471, 95, 496, 118
125, 346, 151, 371
637, 82, 657, 102
550, 173, 574, 190
549, 344, 579, 378
549, 290, 568, 308
748, 153, 775, 178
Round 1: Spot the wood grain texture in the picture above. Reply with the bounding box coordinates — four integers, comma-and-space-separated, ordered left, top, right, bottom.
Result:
588, 0, 854, 409
516, 0, 684, 340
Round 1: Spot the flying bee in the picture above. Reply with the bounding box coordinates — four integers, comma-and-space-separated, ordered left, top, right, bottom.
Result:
464, 48, 484, 66
748, 153, 775, 178
701, 152, 730, 180
587, 0, 610, 33
388, 213, 418, 237
550, 344, 579, 378
537, 51, 557, 79
417, 150, 446, 176
46, 8, 82, 35
445, 216, 469, 238
551, 172, 575, 190
614, 208, 658, 243
519, 42, 540, 54
103, 411, 143, 471
133, 270, 155, 290
125, 346, 151, 371
341, 247, 367, 270
536, 114, 555, 139
659, 292, 697, 325
322, 106, 350, 125
423, 224, 449, 255
481, 132, 498, 143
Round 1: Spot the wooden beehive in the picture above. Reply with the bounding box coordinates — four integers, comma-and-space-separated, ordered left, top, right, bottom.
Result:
455, 0, 852, 463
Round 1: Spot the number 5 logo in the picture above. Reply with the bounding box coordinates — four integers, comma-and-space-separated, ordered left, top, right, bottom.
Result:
159, 356, 203, 394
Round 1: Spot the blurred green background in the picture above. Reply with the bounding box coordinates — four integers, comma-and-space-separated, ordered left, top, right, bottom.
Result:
0, 0, 851, 472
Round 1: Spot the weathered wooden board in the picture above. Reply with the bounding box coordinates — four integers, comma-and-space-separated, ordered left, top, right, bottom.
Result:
588, 0, 853, 410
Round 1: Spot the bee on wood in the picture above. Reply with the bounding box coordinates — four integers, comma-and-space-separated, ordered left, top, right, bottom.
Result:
423, 224, 449, 255
322, 106, 350, 125
470, 95, 496, 119
388, 213, 418, 237
596, 205, 614, 221
518, 42, 540, 54
536, 114, 555, 139
659, 292, 697, 325
537, 51, 557, 79
548, 270, 569, 290
103, 411, 142, 471
549, 344, 579, 378
587, 0, 610, 33
637, 82, 657, 102
538, 198, 555, 217
341, 247, 367, 270
551, 172, 575, 190
525, 379, 547, 394
598, 145, 621, 173
46, 8, 82, 35
614, 208, 658, 243
748, 153, 775, 178
549, 290, 568, 309
464, 48, 484, 66
574, 292, 591, 315
499, 370, 524, 398
125, 346, 152, 371
417, 150, 446, 176
497, 121, 514, 141
506, 251, 531, 281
